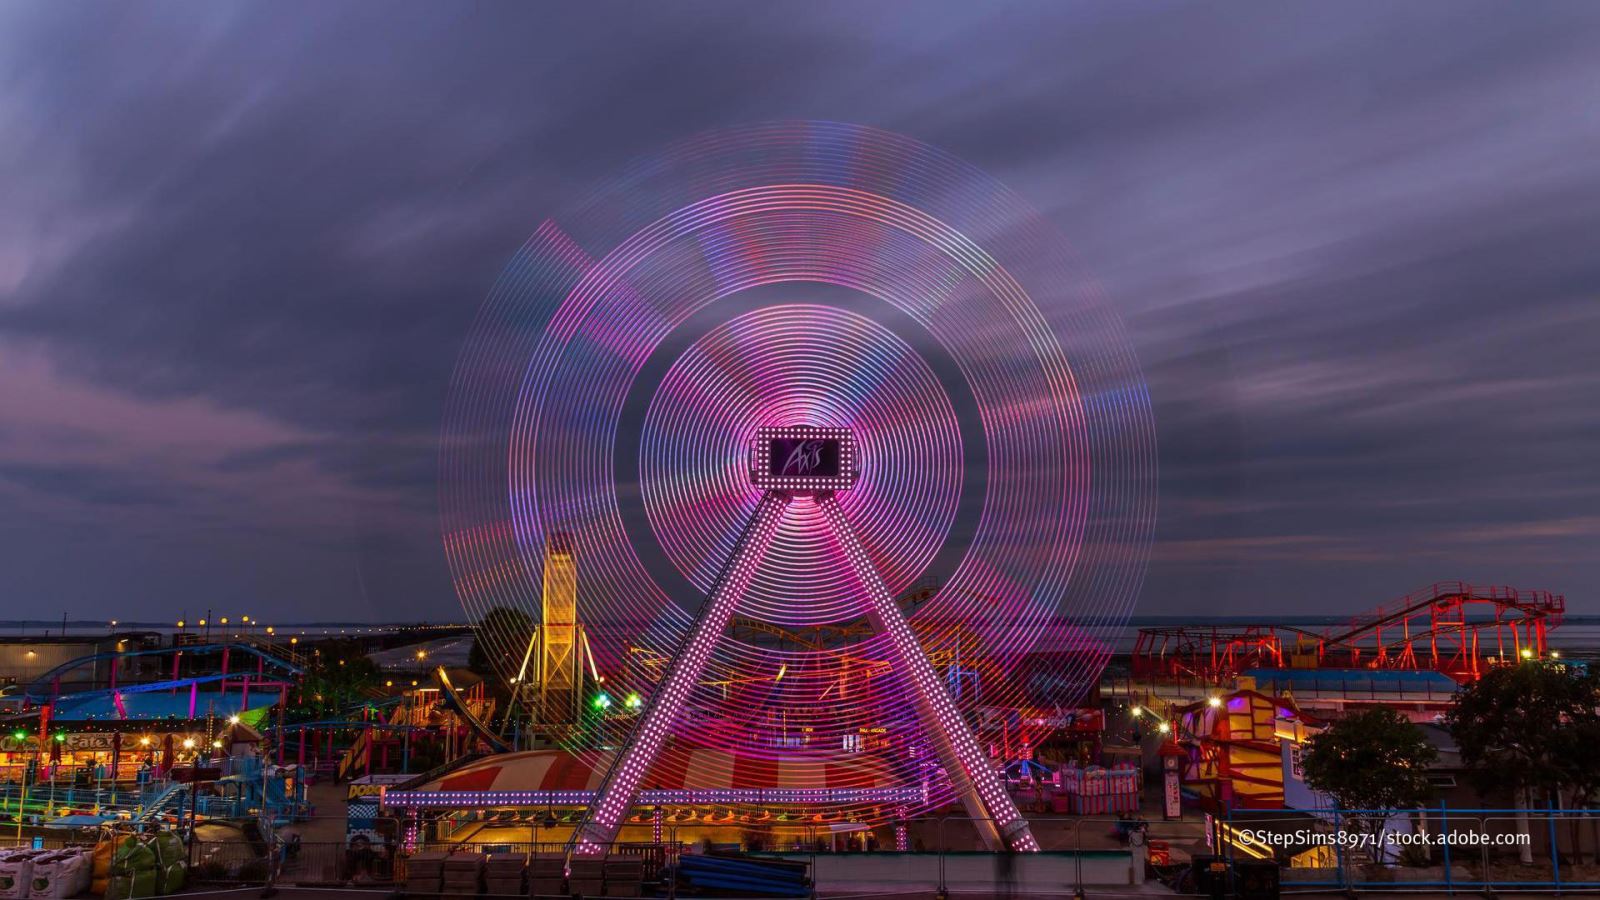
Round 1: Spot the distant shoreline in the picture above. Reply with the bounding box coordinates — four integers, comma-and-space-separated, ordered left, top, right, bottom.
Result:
2, 614, 1594, 629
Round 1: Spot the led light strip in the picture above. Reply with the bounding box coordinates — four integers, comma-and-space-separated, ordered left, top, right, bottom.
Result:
383, 787, 927, 808
817, 492, 1038, 852
571, 491, 792, 854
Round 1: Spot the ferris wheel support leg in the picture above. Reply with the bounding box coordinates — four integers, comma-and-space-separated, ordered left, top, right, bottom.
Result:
571, 490, 793, 854
816, 493, 1039, 853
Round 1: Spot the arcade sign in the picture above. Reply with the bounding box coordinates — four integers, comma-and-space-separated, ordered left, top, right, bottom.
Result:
0, 732, 206, 755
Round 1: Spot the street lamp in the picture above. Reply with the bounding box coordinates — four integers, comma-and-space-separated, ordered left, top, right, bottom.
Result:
13, 730, 30, 841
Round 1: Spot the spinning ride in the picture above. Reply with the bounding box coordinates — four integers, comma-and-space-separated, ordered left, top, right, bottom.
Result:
440, 122, 1157, 850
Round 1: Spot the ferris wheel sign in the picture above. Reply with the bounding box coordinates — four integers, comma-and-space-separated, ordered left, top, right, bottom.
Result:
752, 426, 855, 490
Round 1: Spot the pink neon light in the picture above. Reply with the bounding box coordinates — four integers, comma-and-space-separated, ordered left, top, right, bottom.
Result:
818, 493, 1038, 852
573, 491, 792, 852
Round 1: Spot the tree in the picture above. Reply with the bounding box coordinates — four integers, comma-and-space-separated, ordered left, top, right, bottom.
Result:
1302, 707, 1437, 863
286, 640, 383, 721
1445, 660, 1600, 863
468, 606, 535, 680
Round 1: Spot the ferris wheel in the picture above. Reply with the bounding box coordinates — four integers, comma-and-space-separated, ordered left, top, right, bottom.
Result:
440, 122, 1157, 851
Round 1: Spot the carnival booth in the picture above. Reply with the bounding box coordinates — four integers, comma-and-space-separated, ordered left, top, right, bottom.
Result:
1175, 690, 1310, 811
382, 748, 924, 843
1054, 762, 1140, 815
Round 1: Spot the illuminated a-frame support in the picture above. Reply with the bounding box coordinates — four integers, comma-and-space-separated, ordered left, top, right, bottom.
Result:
572, 487, 1038, 853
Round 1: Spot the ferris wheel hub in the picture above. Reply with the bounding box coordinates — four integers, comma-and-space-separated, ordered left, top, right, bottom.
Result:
749, 425, 858, 493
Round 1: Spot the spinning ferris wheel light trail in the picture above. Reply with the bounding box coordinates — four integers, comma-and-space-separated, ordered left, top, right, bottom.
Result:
440, 121, 1157, 847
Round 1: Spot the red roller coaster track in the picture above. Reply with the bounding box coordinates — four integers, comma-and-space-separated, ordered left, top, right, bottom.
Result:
1132, 582, 1564, 684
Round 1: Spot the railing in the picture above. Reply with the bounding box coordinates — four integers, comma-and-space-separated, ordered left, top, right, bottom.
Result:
1244, 671, 1464, 703
1329, 581, 1565, 646
6, 806, 1597, 895
182, 817, 1141, 896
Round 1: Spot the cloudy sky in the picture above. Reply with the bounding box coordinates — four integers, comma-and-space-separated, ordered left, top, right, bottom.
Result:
2, 2, 1597, 623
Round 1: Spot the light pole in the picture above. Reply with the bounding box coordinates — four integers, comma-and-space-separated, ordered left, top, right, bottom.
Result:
12, 729, 28, 841
46, 733, 61, 821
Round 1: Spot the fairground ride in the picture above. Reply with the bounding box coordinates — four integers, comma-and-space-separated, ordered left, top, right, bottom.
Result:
1131, 581, 1565, 685
431, 122, 1158, 852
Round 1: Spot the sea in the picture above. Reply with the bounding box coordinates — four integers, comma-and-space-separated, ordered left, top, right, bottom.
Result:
6, 614, 1598, 659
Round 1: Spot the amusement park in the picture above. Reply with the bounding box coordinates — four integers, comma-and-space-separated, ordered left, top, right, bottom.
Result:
5, 0, 1600, 893
0, 119, 1594, 900
0, 574, 1588, 896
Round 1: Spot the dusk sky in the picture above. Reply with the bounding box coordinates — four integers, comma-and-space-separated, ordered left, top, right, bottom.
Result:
2, 3, 1597, 623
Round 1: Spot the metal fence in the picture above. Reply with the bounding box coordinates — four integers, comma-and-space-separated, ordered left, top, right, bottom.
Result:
195, 816, 1146, 897
197, 837, 675, 892
10, 807, 1599, 896
189, 837, 277, 884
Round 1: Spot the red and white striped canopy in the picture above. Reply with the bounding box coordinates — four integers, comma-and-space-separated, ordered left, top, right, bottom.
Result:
420, 749, 899, 793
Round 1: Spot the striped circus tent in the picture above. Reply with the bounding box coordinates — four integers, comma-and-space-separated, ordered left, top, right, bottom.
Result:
417, 748, 900, 794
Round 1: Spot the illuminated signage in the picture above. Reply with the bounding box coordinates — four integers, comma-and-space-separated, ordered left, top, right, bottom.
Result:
0, 732, 179, 754
1162, 754, 1182, 819
750, 426, 857, 491
348, 774, 413, 801
769, 436, 841, 479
